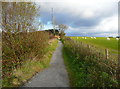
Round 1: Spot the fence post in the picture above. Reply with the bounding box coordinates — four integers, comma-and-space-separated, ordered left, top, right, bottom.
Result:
99, 52, 101, 59
88, 44, 90, 49
105, 49, 109, 59
117, 55, 120, 87
87, 44, 90, 51
81, 42, 82, 45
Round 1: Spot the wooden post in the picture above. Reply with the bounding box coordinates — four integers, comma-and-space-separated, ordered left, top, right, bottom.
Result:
105, 49, 109, 59
88, 44, 90, 49
117, 55, 120, 87
78, 43, 80, 47
99, 52, 101, 59
81, 42, 82, 45
87, 44, 90, 52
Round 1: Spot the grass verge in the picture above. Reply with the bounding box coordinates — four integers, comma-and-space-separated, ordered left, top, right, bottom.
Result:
63, 46, 118, 87
2, 39, 58, 87
62, 47, 86, 87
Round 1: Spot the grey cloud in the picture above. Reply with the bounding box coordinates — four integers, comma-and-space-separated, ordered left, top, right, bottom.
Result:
40, 2, 117, 27
37, 1, 118, 36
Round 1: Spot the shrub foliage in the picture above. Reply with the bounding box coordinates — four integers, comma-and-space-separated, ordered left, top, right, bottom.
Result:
2, 2, 49, 79
62, 37, 118, 87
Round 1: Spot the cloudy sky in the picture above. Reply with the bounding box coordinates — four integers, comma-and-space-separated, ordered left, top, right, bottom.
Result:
37, 0, 119, 37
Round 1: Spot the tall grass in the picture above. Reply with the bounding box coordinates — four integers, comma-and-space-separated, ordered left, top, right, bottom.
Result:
62, 37, 118, 87
2, 39, 58, 87
2, 2, 57, 87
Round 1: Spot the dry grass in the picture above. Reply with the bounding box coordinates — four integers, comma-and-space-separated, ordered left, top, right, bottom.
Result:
2, 39, 58, 87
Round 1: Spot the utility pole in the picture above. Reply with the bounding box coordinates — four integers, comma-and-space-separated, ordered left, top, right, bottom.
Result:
51, 8, 55, 35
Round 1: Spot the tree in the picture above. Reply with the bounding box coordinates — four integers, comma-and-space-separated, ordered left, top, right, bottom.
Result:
58, 24, 68, 35
2, 2, 40, 74
2, 2, 39, 33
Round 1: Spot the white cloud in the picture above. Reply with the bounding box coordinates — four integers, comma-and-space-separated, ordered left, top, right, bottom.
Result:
95, 15, 118, 32
82, 10, 94, 19
36, 0, 118, 36
66, 15, 118, 36
39, 0, 118, 17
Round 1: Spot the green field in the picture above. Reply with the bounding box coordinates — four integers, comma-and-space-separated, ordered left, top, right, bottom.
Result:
70, 37, 119, 53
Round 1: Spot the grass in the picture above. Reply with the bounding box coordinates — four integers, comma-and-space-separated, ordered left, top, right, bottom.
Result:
63, 47, 96, 87
70, 37, 118, 63
63, 47, 81, 87
62, 37, 118, 87
71, 37, 118, 52
2, 39, 58, 87
63, 46, 118, 87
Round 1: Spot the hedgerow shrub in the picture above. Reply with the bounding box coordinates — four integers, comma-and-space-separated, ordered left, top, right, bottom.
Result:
2, 31, 49, 78
2, 2, 50, 79
63, 37, 118, 87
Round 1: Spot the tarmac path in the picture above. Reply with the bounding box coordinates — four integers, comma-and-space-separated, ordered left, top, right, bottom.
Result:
24, 41, 69, 87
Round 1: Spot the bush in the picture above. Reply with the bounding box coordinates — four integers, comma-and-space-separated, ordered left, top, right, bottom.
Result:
62, 37, 118, 87
2, 31, 49, 78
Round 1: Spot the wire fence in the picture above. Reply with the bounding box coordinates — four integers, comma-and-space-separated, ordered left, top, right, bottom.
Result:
63, 37, 119, 87
71, 38, 118, 64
